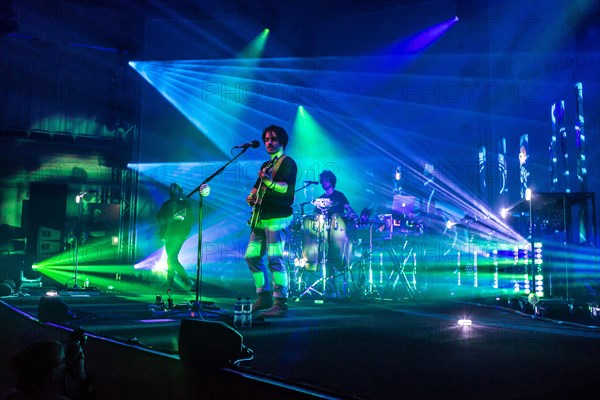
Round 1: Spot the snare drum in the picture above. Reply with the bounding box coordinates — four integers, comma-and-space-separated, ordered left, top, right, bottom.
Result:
301, 214, 327, 270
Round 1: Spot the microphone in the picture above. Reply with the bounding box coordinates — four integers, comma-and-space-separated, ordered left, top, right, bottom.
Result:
304, 181, 319, 185
234, 140, 260, 149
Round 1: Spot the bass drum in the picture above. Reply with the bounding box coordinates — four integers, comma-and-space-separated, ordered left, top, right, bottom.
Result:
301, 214, 327, 271
328, 213, 355, 269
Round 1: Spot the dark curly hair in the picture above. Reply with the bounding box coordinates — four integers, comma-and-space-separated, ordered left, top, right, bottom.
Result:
319, 170, 337, 188
262, 125, 289, 149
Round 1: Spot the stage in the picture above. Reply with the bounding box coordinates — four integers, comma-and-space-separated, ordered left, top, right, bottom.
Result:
2, 276, 600, 400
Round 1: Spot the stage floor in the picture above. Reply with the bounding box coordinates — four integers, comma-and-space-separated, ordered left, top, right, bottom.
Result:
3, 281, 600, 400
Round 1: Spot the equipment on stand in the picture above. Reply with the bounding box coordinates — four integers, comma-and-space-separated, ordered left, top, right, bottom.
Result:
290, 198, 355, 301
347, 209, 422, 300
379, 212, 421, 299
64, 191, 101, 294
289, 197, 425, 301
157, 146, 255, 319
296, 200, 331, 300
349, 209, 388, 298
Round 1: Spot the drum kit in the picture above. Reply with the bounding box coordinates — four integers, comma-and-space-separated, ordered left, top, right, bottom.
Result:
287, 199, 423, 300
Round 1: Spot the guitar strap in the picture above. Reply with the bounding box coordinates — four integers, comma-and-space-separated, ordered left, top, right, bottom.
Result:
257, 155, 287, 199
270, 154, 287, 182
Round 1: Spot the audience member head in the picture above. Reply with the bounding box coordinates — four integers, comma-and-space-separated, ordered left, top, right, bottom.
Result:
8, 340, 66, 395
169, 183, 183, 199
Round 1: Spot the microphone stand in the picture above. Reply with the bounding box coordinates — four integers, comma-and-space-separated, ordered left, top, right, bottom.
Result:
72, 193, 84, 289
69, 191, 95, 292
184, 146, 253, 318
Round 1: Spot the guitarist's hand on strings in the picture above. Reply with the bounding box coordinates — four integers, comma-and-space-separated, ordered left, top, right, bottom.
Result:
259, 167, 274, 188
246, 188, 258, 207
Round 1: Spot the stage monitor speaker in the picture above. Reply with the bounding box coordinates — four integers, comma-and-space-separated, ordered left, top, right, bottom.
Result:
0, 282, 12, 297
38, 295, 73, 323
178, 319, 243, 369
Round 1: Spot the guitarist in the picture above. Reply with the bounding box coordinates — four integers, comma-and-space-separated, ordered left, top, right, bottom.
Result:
157, 182, 209, 290
245, 125, 297, 317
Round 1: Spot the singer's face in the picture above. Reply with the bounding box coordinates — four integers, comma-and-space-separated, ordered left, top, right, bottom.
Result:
264, 131, 282, 155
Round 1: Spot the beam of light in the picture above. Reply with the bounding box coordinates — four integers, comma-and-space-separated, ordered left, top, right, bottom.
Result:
238, 28, 270, 59
291, 106, 357, 195
357, 16, 460, 79
292, 106, 338, 160
125, 19, 569, 306
130, 160, 257, 278
394, 16, 460, 55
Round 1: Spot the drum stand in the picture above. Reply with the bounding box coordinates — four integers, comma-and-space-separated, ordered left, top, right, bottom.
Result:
348, 221, 382, 298
297, 214, 331, 301
383, 235, 418, 299
285, 224, 304, 298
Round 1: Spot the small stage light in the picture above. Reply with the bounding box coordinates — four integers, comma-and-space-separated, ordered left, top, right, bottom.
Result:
294, 258, 307, 268
458, 319, 472, 326
525, 188, 532, 201
112, 236, 119, 246
500, 208, 508, 218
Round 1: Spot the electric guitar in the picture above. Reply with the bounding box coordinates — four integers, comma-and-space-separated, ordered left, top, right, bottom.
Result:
159, 203, 187, 240
248, 156, 278, 229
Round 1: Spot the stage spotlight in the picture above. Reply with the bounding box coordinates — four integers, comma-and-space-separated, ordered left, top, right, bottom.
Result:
500, 207, 508, 219
525, 188, 532, 201
178, 319, 248, 369
457, 319, 472, 326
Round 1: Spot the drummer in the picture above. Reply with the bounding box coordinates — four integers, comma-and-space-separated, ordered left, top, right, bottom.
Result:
315, 170, 358, 279
315, 170, 358, 219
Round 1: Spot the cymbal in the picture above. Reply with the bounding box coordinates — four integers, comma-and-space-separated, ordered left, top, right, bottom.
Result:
311, 198, 332, 209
